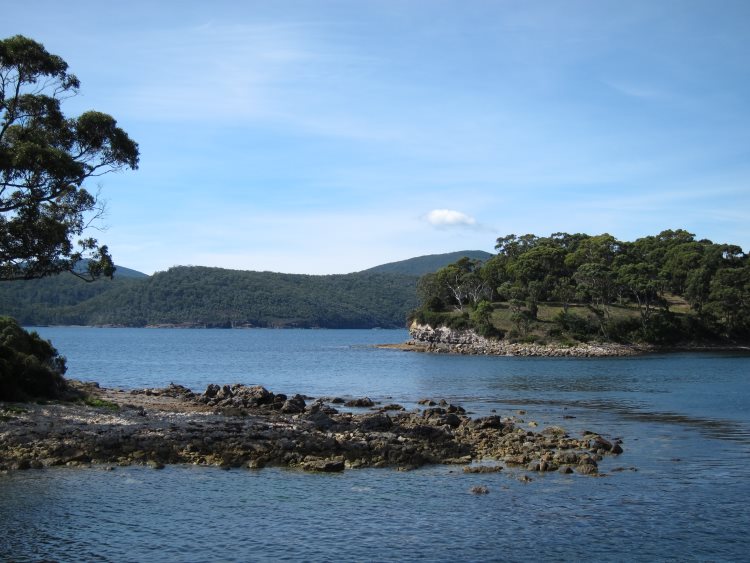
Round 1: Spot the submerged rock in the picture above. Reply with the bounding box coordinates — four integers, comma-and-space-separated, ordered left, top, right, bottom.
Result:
470, 486, 490, 495
576, 464, 598, 475
463, 465, 503, 474
302, 459, 345, 473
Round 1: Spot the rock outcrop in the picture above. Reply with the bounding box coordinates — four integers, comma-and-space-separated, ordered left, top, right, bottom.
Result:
391, 322, 641, 357
0, 382, 624, 475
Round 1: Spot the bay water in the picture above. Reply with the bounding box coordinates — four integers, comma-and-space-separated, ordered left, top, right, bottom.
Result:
1, 328, 749, 561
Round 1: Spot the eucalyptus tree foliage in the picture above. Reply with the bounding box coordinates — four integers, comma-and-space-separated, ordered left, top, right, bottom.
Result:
0, 35, 139, 281
417, 229, 749, 342
437, 257, 488, 311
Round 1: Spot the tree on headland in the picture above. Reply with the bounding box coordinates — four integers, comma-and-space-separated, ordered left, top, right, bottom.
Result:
0, 35, 139, 282
705, 266, 750, 338
435, 257, 487, 311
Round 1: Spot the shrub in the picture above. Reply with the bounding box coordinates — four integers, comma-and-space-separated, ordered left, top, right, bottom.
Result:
605, 317, 642, 343
0, 317, 68, 401
510, 310, 533, 336
81, 397, 119, 410
478, 325, 505, 339
636, 311, 703, 345
411, 308, 471, 331
446, 312, 471, 330
470, 300, 504, 338
553, 311, 597, 342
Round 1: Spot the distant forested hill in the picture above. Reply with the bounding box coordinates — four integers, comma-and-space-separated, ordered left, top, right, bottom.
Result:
0, 267, 419, 328
0, 267, 143, 325
0, 251, 498, 328
361, 250, 493, 276
0, 267, 410, 329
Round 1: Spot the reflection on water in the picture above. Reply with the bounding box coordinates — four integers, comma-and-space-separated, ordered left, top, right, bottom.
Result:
502, 371, 640, 393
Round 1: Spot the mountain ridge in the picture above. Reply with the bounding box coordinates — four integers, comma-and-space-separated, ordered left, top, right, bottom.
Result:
359, 250, 493, 276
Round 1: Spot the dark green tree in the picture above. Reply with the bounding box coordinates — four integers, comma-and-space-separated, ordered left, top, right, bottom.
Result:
495, 233, 541, 259
470, 299, 497, 337
416, 271, 449, 311
704, 266, 750, 338
661, 239, 704, 295
616, 261, 663, 331
564, 233, 619, 271
0, 316, 67, 400
572, 262, 615, 337
552, 276, 576, 313
0, 35, 139, 281
507, 244, 566, 317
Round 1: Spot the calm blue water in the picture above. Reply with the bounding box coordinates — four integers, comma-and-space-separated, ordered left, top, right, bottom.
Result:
2, 328, 749, 561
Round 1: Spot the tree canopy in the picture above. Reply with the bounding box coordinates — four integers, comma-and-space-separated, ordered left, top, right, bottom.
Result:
415, 230, 750, 344
0, 35, 139, 281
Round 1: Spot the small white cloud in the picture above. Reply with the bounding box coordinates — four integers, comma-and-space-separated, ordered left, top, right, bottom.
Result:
425, 209, 477, 228
603, 79, 669, 101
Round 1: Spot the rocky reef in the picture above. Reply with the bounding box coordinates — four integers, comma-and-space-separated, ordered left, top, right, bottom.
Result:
382, 323, 642, 357
0, 382, 624, 475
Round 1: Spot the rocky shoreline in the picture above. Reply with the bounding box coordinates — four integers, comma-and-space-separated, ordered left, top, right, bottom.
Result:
380, 323, 644, 357
384, 323, 749, 357
0, 381, 624, 476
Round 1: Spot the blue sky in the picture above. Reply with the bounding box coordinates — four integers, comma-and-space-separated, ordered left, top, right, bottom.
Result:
4, 0, 749, 274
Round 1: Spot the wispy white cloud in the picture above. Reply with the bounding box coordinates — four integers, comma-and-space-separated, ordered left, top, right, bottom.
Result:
602, 79, 674, 101
425, 209, 477, 228
93, 20, 395, 139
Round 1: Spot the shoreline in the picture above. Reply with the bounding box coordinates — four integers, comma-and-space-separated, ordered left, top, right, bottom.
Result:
25, 324, 407, 331
380, 323, 750, 358
0, 381, 622, 476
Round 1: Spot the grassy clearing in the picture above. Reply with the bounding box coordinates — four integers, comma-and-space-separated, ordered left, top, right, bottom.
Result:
417, 298, 701, 345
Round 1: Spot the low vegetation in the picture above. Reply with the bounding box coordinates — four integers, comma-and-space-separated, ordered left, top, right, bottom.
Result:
0, 317, 69, 401
79, 396, 120, 410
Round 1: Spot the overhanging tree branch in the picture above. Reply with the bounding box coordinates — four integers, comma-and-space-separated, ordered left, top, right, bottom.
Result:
0, 35, 139, 281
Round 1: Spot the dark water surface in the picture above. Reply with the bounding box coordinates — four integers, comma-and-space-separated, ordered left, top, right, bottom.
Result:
1, 328, 749, 561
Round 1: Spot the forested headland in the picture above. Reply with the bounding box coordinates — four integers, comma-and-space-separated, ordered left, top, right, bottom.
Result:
413, 230, 749, 346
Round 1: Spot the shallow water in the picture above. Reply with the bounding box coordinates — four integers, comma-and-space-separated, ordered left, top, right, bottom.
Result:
1, 328, 749, 561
